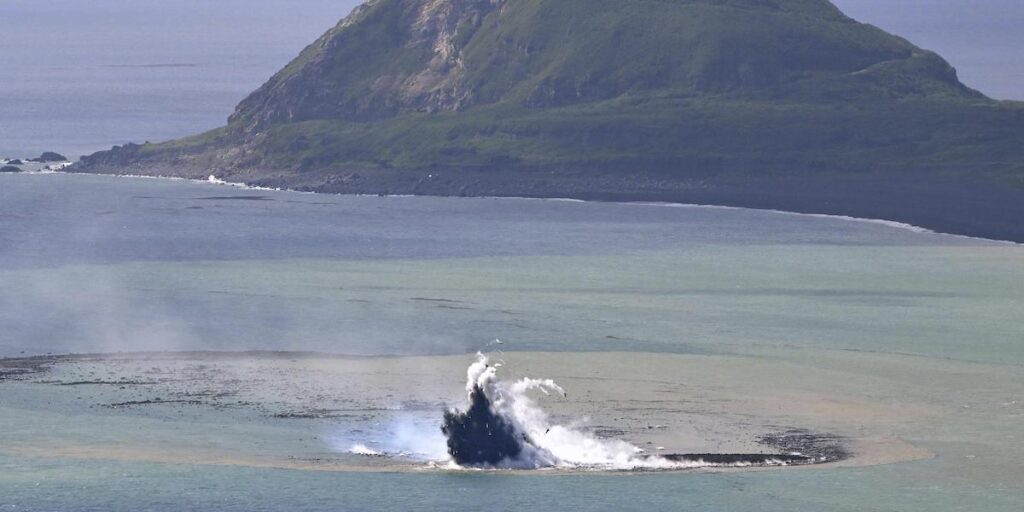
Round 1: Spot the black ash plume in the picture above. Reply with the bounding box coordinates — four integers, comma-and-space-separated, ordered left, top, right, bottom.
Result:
441, 384, 528, 465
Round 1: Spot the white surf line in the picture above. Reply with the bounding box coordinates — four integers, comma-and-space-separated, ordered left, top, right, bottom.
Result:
504, 197, 1018, 246
23, 169, 293, 193
203, 174, 288, 192
633, 201, 935, 234
28, 169, 1020, 245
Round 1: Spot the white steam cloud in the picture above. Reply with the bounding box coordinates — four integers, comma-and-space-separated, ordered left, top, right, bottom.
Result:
341, 353, 798, 471
339, 354, 802, 468
461, 353, 695, 470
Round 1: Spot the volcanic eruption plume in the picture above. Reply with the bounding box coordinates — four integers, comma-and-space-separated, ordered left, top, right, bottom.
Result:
332, 352, 838, 469
440, 353, 690, 469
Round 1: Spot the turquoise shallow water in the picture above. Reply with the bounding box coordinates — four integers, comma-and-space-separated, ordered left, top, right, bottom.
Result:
1, 173, 1022, 511
2, 456, 1020, 512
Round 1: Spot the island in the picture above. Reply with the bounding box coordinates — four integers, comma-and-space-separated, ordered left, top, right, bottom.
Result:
70, 0, 1024, 241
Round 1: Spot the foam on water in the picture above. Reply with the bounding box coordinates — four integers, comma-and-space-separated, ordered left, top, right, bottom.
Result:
437, 353, 797, 471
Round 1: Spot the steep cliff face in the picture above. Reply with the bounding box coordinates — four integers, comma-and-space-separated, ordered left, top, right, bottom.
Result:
229, 0, 507, 133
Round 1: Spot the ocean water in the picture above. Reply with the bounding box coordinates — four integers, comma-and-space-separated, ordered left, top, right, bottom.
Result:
2, 173, 1018, 362
0, 0, 352, 158
1, 173, 1022, 511
2, 458, 1017, 512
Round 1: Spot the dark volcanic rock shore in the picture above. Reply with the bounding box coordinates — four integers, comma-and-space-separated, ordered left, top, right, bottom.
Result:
29, 152, 68, 163
69, 158, 1024, 243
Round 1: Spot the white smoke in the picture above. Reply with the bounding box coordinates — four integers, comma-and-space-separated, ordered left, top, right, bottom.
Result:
382, 415, 449, 460
331, 413, 449, 460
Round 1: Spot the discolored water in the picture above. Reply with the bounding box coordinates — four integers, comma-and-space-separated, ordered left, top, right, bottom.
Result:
1, 173, 1022, 511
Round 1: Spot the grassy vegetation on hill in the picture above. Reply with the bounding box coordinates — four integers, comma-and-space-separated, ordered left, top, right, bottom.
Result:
74, 0, 1024, 239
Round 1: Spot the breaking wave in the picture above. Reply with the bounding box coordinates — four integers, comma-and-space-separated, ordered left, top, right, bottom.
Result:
347, 443, 383, 456
205, 174, 282, 192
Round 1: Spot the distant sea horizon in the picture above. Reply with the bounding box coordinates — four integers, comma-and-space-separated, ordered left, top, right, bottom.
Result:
0, 0, 353, 159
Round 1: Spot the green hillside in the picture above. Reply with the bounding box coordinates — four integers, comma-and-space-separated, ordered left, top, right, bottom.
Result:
74, 0, 1024, 240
